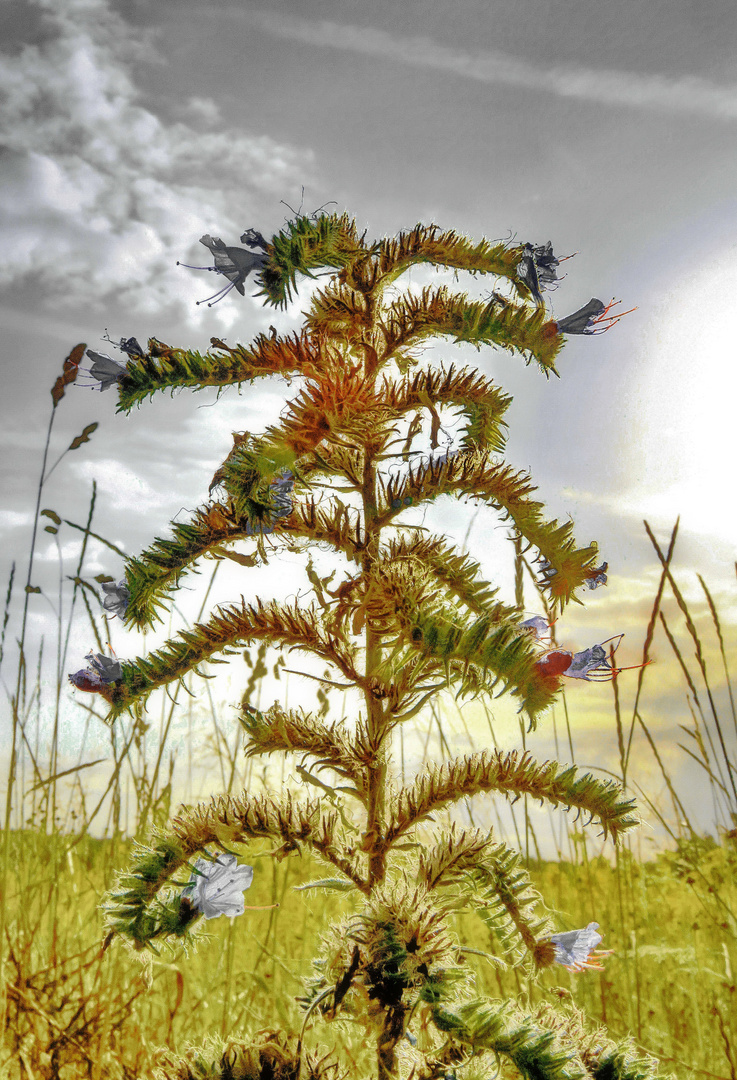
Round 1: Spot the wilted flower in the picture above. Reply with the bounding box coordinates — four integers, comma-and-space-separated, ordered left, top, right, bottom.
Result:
181, 853, 254, 920
178, 234, 269, 306
584, 562, 608, 590
83, 350, 128, 391
68, 651, 122, 693
270, 470, 295, 519
101, 580, 130, 619
240, 228, 269, 250
103, 331, 146, 359
520, 615, 552, 641
537, 558, 558, 583
534, 649, 575, 680
517, 241, 561, 305
549, 298, 636, 336
549, 922, 613, 972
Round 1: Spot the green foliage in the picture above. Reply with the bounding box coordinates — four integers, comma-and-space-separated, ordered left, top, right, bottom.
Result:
257, 211, 369, 307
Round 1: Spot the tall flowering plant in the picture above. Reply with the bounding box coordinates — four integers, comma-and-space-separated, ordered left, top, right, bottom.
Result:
72, 212, 662, 1079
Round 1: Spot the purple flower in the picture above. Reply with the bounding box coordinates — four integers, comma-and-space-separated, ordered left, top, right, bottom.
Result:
83, 351, 127, 391
178, 234, 268, 306
520, 615, 552, 641
584, 562, 608, 590
68, 651, 122, 693
101, 580, 130, 619
563, 643, 612, 681
553, 299, 635, 336
181, 853, 254, 920
549, 922, 613, 971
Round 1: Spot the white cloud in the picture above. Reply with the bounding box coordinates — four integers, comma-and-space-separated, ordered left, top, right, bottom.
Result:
241, 9, 737, 121
0, 0, 316, 320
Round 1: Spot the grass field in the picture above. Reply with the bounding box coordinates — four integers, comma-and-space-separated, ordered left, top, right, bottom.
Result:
1, 434, 736, 1079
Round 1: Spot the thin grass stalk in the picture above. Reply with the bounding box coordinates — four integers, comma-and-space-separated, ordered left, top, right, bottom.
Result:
634, 709, 694, 831
1, 398, 62, 1033
623, 519, 679, 785
660, 612, 731, 824
646, 522, 737, 806
0, 563, 14, 683
698, 574, 737, 743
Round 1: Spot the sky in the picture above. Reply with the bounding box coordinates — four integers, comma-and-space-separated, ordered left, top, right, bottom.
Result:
1, 0, 736, 853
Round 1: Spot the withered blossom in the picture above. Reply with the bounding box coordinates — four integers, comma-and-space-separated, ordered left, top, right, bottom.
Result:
584, 562, 608, 590
517, 241, 560, 304
101, 580, 130, 619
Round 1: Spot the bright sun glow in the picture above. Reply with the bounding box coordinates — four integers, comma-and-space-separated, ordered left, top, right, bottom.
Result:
621, 248, 737, 544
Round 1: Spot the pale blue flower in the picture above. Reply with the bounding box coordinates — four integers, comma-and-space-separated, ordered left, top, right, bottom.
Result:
84, 350, 127, 391
550, 922, 613, 971
178, 234, 268, 306
182, 853, 254, 920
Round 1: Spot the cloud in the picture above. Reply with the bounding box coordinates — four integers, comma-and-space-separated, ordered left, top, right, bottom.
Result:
241, 8, 737, 121
0, 0, 316, 319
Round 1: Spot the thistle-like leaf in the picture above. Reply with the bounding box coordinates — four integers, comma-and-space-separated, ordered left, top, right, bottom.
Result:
379, 363, 512, 455
417, 823, 499, 889
170, 790, 367, 892
381, 534, 506, 617
382, 448, 599, 608
99, 599, 359, 721
239, 701, 368, 798
386, 750, 640, 847
123, 502, 260, 629
431, 998, 588, 1080
379, 286, 561, 375
372, 223, 535, 298
116, 330, 333, 412
465, 844, 554, 966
